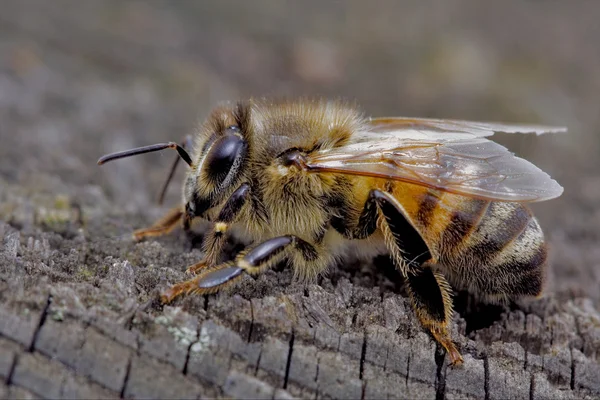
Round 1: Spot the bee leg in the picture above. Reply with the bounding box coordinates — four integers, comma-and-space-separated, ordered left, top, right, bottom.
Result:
132, 206, 184, 241
187, 183, 251, 275
133, 135, 196, 242
406, 267, 463, 366
134, 134, 194, 242
184, 260, 209, 276
370, 189, 463, 366
161, 235, 317, 303
331, 187, 379, 240
371, 189, 432, 273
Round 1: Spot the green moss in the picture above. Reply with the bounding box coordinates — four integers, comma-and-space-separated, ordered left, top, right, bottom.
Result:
78, 267, 95, 281
50, 309, 64, 322
53, 194, 71, 210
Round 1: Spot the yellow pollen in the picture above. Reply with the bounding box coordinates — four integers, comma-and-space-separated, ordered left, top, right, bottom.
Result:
238, 259, 251, 270
215, 222, 228, 233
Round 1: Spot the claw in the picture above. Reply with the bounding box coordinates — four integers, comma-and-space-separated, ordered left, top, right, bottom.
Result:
160, 275, 201, 304
447, 346, 464, 367
132, 229, 152, 242
132, 206, 184, 242
132, 226, 171, 241
186, 261, 208, 275
431, 330, 463, 367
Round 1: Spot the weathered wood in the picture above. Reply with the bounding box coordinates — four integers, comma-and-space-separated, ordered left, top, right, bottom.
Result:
1, 217, 599, 398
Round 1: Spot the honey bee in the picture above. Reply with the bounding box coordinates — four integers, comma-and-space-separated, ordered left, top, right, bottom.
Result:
98, 99, 565, 366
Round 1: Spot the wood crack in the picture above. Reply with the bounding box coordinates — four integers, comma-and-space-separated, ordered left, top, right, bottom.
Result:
569, 346, 575, 390
253, 346, 262, 377
434, 345, 446, 400
283, 330, 295, 389
529, 372, 535, 400
483, 354, 490, 400
182, 322, 201, 376
523, 314, 529, 371
361, 380, 367, 400
359, 331, 367, 380
314, 351, 320, 400
247, 300, 254, 342
119, 356, 132, 399
203, 295, 209, 313
5, 353, 17, 386
405, 352, 410, 388
29, 294, 52, 352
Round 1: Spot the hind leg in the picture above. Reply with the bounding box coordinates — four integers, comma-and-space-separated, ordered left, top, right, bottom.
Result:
372, 190, 463, 365
337, 189, 463, 365
406, 266, 462, 365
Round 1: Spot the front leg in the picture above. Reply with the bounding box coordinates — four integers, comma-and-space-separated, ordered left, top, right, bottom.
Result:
133, 135, 194, 241
161, 235, 320, 303
133, 206, 184, 241
185, 183, 250, 275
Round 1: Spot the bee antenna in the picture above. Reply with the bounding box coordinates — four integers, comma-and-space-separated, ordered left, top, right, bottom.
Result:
97, 142, 193, 167
158, 135, 193, 205
158, 149, 183, 205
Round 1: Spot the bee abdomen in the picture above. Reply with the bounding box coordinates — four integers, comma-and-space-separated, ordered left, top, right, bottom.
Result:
465, 202, 532, 260
487, 216, 547, 296
457, 202, 547, 297
439, 198, 490, 253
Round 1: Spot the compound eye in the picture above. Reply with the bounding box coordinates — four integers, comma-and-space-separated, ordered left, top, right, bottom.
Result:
205, 133, 245, 183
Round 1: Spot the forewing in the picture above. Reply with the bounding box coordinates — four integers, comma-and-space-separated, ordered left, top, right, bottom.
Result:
306, 118, 565, 202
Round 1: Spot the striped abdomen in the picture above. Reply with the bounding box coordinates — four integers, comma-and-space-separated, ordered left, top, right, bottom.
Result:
393, 184, 547, 299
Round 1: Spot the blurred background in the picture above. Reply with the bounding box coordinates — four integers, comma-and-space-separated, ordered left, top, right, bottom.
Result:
1, 1, 599, 304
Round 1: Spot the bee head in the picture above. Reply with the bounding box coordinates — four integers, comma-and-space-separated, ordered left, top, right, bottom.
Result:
97, 105, 249, 222
184, 124, 248, 220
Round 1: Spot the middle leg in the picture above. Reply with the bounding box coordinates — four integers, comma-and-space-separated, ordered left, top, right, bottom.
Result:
185, 182, 251, 275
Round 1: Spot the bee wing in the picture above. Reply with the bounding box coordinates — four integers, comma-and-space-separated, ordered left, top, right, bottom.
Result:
367, 117, 567, 137
306, 117, 565, 202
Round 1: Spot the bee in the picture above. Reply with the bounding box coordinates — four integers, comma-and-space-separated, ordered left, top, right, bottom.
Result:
98, 99, 565, 366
